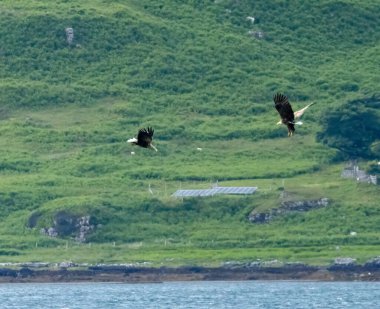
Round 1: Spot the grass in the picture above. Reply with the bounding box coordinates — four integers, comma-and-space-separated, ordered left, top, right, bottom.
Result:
0, 0, 379, 266
2, 240, 379, 267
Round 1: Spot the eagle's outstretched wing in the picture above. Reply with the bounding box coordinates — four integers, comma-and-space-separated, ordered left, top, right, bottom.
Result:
273, 93, 295, 136
137, 127, 154, 147
273, 93, 294, 122
294, 102, 316, 119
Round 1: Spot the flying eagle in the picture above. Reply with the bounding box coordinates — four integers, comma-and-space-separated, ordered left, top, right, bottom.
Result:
273, 93, 316, 136
273, 93, 295, 136
127, 127, 157, 151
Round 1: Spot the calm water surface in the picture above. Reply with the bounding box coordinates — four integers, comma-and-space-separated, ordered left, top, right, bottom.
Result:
0, 281, 379, 308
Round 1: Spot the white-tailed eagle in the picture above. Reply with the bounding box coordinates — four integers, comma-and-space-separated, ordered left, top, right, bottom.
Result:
273, 93, 315, 136
127, 127, 157, 151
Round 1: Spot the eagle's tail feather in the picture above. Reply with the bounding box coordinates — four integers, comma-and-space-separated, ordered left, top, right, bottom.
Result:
289, 121, 303, 125
127, 138, 137, 143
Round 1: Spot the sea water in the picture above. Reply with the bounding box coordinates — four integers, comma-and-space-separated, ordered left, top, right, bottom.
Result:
0, 281, 379, 308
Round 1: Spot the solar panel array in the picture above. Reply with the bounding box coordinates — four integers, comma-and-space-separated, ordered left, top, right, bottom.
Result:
172, 186, 257, 198
214, 187, 257, 194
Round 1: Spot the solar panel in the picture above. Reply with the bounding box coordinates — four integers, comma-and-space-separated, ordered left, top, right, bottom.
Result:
172, 187, 257, 197
214, 187, 257, 195
172, 189, 218, 197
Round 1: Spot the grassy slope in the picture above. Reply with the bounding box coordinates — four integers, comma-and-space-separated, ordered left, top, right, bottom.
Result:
0, 0, 379, 265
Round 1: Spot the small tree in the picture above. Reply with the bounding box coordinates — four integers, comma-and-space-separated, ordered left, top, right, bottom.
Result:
317, 96, 380, 160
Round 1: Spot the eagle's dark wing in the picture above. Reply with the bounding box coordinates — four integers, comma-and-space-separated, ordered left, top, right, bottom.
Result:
137, 127, 154, 147
273, 93, 295, 135
273, 93, 294, 123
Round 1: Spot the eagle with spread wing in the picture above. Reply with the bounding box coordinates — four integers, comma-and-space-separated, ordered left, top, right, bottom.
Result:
127, 127, 157, 151
274, 93, 316, 136
273, 93, 296, 136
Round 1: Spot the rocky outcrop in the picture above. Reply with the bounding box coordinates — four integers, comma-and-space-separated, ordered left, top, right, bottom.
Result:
39, 211, 94, 242
280, 198, 329, 211
0, 259, 380, 282
75, 216, 92, 242
40, 227, 58, 238
1, 256, 380, 282
364, 257, 380, 270
327, 258, 358, 271
249, 198, 329, 223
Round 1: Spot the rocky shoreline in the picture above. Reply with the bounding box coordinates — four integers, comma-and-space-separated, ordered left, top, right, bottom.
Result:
1, 263, 380, 283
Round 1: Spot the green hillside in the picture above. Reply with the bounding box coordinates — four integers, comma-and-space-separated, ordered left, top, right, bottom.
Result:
0, 0, 379, 266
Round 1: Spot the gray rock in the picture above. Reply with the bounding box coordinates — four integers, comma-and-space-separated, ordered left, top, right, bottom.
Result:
59, 261, 76, 268
41, 213, 94, 242
21, 262, 49, 268
364, 256, 380, 269
65, 27, 74, 45
328, 257, 358, 271
40, 227, 58, 237
333, 257, 356, 265
249, 198, 329, 223
75, 215, 94, 243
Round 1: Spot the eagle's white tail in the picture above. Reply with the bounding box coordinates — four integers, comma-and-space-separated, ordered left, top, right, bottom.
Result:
127, 138, 137, 143
150, 144, 158, 152
295, 121, 303, 125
